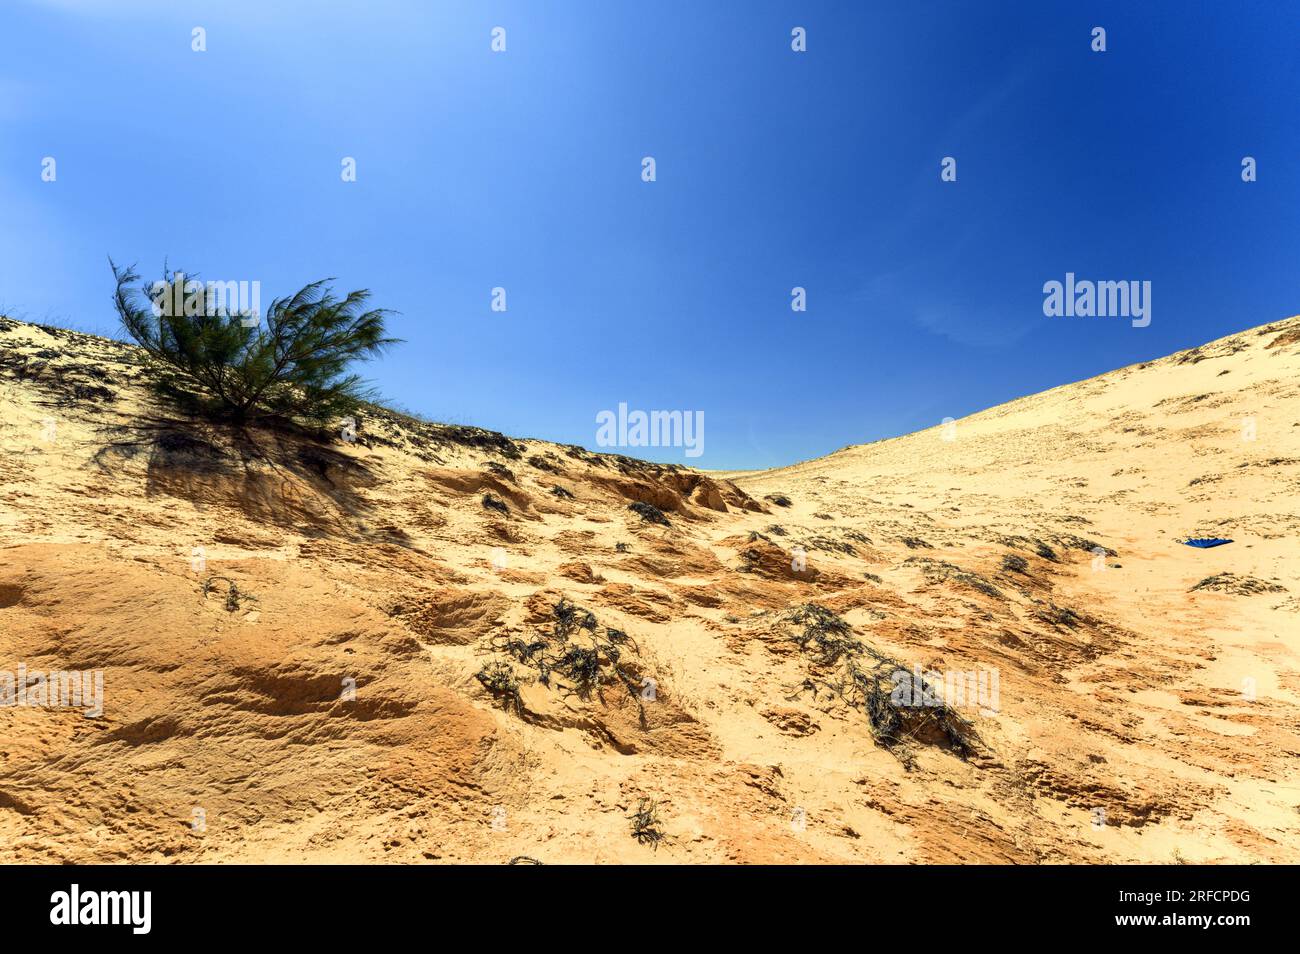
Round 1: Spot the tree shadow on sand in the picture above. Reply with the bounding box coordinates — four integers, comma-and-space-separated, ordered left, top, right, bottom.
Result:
89, 414, 401, 543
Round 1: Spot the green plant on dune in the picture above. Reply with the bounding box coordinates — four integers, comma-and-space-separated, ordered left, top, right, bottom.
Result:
110, 260, 399, 428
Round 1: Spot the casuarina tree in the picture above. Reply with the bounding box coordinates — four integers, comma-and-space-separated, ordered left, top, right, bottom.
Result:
111, 260, 399, 427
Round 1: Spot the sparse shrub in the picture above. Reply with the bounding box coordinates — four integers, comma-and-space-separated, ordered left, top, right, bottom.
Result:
485, 599, 649, 722
475, 661, 522, 713
1190, 572, 1286, 595
787, 603, 859, 666
1060, 535, 1115, 557
111, 261, 398, 426
614, 542, 631, 553
737, 547, 760, 573
1002, 553, 1029, 574
554, 646, 603, 699
627, 798, 665, 849
202, 576, 257, 612
628, 501, 670, 525
1034, 603, 1081, 629
906, 557, 1004, 599
552, 598, 598, 638
434, 424, 522, 459
499, 636, 549, 668
782, 603, 980, 768
802, 535, 856, 555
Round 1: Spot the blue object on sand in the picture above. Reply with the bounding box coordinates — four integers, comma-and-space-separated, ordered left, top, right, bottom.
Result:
1183, 538, 1233, 548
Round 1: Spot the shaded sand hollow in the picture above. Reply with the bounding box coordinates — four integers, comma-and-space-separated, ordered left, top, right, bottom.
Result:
0, 313, 1297, 863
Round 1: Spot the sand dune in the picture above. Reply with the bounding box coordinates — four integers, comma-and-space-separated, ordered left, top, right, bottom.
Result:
1, 313, 1297, 863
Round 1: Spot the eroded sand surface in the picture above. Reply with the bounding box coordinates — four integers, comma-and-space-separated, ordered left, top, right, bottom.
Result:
1, 314, 1297, 863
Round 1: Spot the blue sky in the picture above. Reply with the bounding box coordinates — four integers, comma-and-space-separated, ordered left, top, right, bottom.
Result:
2, 0, 1297, 468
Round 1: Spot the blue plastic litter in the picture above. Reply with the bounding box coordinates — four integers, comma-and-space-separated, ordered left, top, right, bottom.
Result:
1183, 538, 1233, 548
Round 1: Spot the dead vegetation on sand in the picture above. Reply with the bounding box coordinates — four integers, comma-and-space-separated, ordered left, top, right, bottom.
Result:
480, 598, 655, 726
781, 603, 980, 768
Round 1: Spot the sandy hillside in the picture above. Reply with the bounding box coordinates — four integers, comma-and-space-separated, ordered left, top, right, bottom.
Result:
0, 313, 1297, 864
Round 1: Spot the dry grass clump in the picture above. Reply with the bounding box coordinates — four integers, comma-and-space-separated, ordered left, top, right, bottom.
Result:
201, 575, 258, 612
1191, 573, 1286, 595
628, 501, 671, 525
905, 557, 1003, 599
484, 598, 652, 724
627, 798, 666, 849
475, 660, 523, 713
782, 603, 980, 768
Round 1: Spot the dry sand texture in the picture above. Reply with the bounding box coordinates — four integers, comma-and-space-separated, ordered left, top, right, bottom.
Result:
0, 313, 1297, 863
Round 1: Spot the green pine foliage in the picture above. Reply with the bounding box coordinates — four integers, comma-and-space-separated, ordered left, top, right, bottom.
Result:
110, 260, 399, 427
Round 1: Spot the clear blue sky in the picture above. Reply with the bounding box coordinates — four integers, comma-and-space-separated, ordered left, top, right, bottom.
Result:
2, 1, 1297, 468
